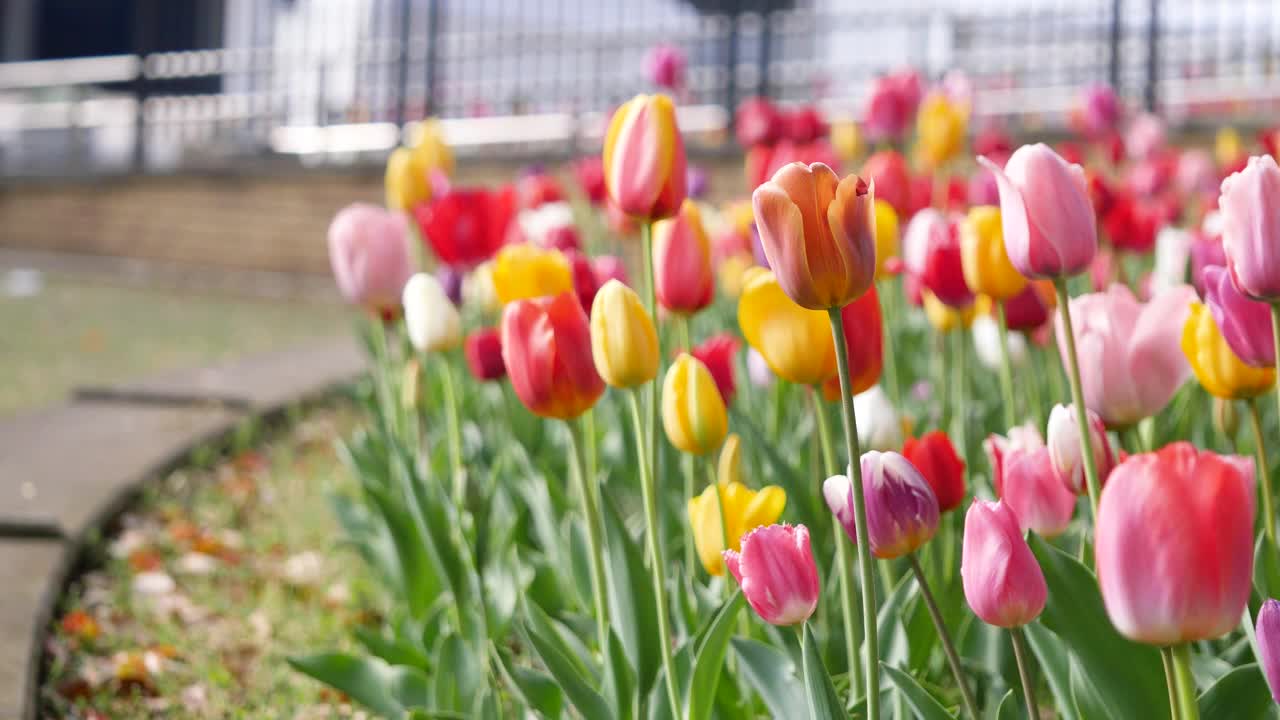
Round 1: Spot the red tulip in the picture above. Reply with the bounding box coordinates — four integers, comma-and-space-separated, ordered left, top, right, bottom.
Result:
691, 333, 740, 405
573, 156, 607, 206
783, 106, 826, 144
500, 292, 605, 420
821, 284, 883, 401
563, 250, 600, 312
1102, 192, 1159, 254
652, 200, 714, 314
735, 96, 783, 147
902, 431, 966, 512
517, 172, 565, 209
464, 327, 506, 381
917, 214, 973, 309
592, 255, 629, 288
862, 150, 911, 216
1001, 280, 1055, 332
414, 185, 516, 268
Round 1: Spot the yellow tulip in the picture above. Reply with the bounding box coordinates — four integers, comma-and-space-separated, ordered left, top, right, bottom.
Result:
1182, 303, 1275, 399
737, 270, 836, 385
492, 244, 573, 305
663, 354, 729, 456
724, 200, 756, 239
410, 119, 454, 177
590, 280, 659, 388
687, 434, 786, 575
923, 290, 984, 333
717, 252, 755, 300
384, 147, 432, 211
960, 205, 1027, 301
1215, 127, 1244, 168
873, 199, 900, 280
831, 120, 863, 165
916, 92, 968, 170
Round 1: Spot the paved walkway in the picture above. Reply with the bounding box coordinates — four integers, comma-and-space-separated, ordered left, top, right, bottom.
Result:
0, 336, 367, 720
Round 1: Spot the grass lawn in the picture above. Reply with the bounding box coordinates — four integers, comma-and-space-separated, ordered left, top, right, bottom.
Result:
0, 274, 349, 416
41, 403, 382, 719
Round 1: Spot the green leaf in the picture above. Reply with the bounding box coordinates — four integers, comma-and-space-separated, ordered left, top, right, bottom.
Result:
430, 634, 480, 712
288, 653, 430, 717
493, 650, 564, 719
881, 663, 955, 720
523, 615, 613, 720
877, 570, 917, 667
602, 493, 660, 691
1028, 535, 1170, 720
1021, 622, 1079, 720
802, 624, 844, 720
364, 482, 438, 618
731, 637, 806, 720
993, 690, 1017, 720
1198, 662, 1273, 719
1256, 534, 1280, 599
1069, 654, 1113, 720
352, 626, 430, 670
687, 592, 744, 720
604, 630, 637, 720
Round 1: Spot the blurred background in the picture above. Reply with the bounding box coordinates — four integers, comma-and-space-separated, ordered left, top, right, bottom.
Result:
3, 0, 1279, 414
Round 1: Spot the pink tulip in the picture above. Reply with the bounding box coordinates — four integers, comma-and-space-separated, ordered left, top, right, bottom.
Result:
979, 144, 1097, 279
1220, 155, 1280, 301
1177, 149, 1219, 197
1189, 231, 1227, 294
1046, 403, 1116, 495
327, 203, 414, 315
1202, 265, 1275, 367
735, 97, 782, 148
961, 499, 1048, 628
824, 452, 939, 560
643, 43, 687, 91
1055, 283, 1196, 428
862, 70, 920, 142
985, 425, 1077, 537
1096, 443, 1255, 644
1078, 82, 1120, 138
1256, 599, 1280, 703
592, 255, 630, 288
723, 524, 820, 626
1125, 112, 1167, 161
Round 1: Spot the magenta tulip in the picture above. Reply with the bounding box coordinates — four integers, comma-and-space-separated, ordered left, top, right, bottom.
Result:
1256, 599, 1280, 703
1046, 403, 1116, 495
327, 203, 414, 315
1220, 155, 1280, 301
824, 451, 939, 560
961, 499, 1048, 628
1096, 443, 1254, 644
979, 143, 1097, 280
1077, 82, 1120, 138
1202, 265, 1275, 368
723, 524, 820, 626
985, 425, 1077, 538
1055, 283, 1196, 428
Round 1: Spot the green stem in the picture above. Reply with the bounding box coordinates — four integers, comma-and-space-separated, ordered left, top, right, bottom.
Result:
950, 329, 969, 478
625, 391, 681, 720
909, 554, 979, 720
565, 419, 610, 654
1026, 344, 1047, 431
810, 390, 863, 697
641, 221, 660, 504
827, 308, 880, 720
369, 318, 397, 438
676, 314, 693, 354
438, 357, 465, 506
879, 278, 903, 406
1009, 626, 1039, 720
1162, 647, 1183, 720
1054, 278, 1103, 522
1171, 644, 1200, 720
1248, 397, 1276, 549
684, 462, 696, 574
995, 302, 1019, 430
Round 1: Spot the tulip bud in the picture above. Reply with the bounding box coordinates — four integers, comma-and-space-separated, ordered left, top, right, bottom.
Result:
384, 147, 432, 211
402, 273, 462, 354
1255, 599, 1280, 703
1182, 301, 1276, 400
327, 203, 414, 316
752, 162, 877, 310
691, 333, 740, 405
872, 199, 901, 281
492, 244, 574, 305
1096, 443, 1255, 644
603, 94, 687, 221
1202, 265, 1275, 368
1046, 403, 1115, 495
985, 424, 1076, 537
501, 292, 604, 420
687, 442, 787, 576
590, 280, 660, 389
563, 249, 601, 312
463, 328, 505, 381
825, 451, 939, 559
961, 499, 1048, 628
980, 143, 1097, 280
916, 92, 968, 170
854, 385, 903, 452
902, 431, 966, 512
652, 200, 715, 314
414, 185, 514, 269
961, 205, 1027, 302
592, 255, 629, 288
737, 270, 837, 386
922, 290, 981, 334
723, 524, 820, 626
662, 354, 729, 456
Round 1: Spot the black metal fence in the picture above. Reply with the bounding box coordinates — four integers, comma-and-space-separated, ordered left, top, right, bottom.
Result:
2, 0, 1278, 178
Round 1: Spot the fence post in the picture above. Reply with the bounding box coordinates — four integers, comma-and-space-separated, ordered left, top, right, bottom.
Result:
424, 0, 440, 116
723, 0, 740, 126
132, 0, 151, 173
395, 0, 411, 134
1108, 0, 1122, 89
1144, 0, 1159, 111
756, 3, 771, 99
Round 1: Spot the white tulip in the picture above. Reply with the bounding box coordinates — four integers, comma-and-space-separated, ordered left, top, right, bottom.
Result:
970, 314, 1027, 370
517, 202, 575, 242
403, 272, 461, 353
462, 260, 500, 313
1150, 226, 1192, 294
853, 385, 903, 451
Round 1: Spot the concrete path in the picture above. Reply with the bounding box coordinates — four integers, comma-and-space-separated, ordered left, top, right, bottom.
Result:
0, 336, 367, 720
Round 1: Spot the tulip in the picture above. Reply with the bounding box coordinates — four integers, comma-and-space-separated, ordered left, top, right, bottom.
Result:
1096, 443, 1255, 644
464, 328, 505, 381
437, 266, 463, 307
1101, 192, 1159, 254
872, 200, 900, 280
1046, 404, 1116, 495
501, 292, 605, 420
1220, 155, 1280, 300
413, 185, 516, 269
961, 206, 1026, 301
979, 143, 1097, 279
492, 244, 574, 305
854, 385, 904, 451
1190, 232, 1227, 295
862, 70, 921, 143
573, 156, 607, 206
1149, 227, 1192, 295
1076, 82, 1120, 138
1182, 302, 1276, 399
971, 314, 1028, 370
915, 92, 968, 170
1177, 149, 1219, 197
902, 431, 966, 512
825, 451, 939, 559
590, 280, 659, 389
462, 260, 500, 314
862, 149, 911, 217
723, 524, 820, 626
738, 270, 837, 386
1256, 599, 1280, 704
603, 94, 687, 221
968, 166, 1001, 207
821, 283, 883, 401
961, 499, 1047, 628
384, 146, 433, 211
985, 426, 1076, 537
663, 354, 729, 456
783, 107, 827, 144
904, 209, 972, 308
735, 96, 782, 148
403, 273, 462, 353
691, 333, 740, 405
1202, 265, 1275, 367
1215, 127, 1246, 170
752, 162, 876, 310
1055, 283, 1196, 428
831, 120, 863, 165
409, 119, 454, 177
327, 203, 414, 315
652, 199, 715, 314
516, 172, 565, 210
643, 43, 687, 91
688, 436, 786, 575
1125, 112, 1166, 161
1002, 280, 1055, 332
747, 348, 774, 387
592, 255, 629, 288
687, 165, 711, 200
923, 290, 981, 333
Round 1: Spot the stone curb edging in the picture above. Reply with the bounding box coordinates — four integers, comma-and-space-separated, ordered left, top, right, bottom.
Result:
0, 336, 368, 720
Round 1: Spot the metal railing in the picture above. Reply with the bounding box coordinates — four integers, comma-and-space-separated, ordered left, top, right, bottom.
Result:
2, 0, 1279, 179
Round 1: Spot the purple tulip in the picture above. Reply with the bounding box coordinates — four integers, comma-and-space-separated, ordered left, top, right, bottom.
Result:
437, 265, 464, 306
1202, 265, 1275, 368
1257, 598, 1280, 703
824, 451, 939, 560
